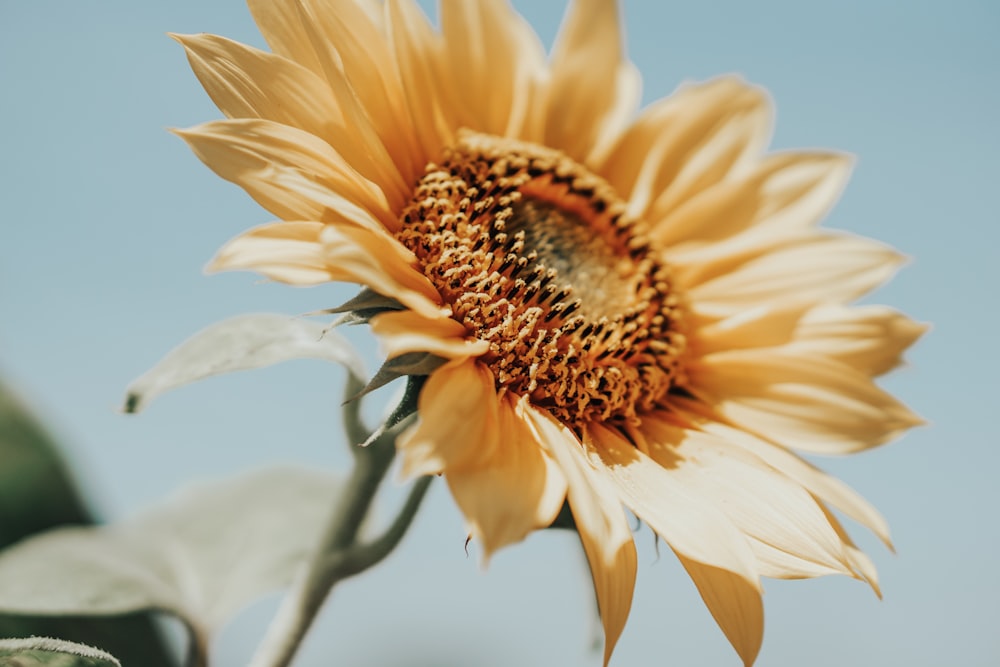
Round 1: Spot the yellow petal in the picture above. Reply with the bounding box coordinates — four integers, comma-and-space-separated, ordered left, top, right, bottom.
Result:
396, 360, 500, 478
634, 416, 858, 580
654, 151, 852, 248
247, 0, 324, 75
208, 221, 330, 284
600, 76, 770, 221
676, 405, 894, 549
524, 404, 636, 667
793, 304, 928, 377
545, 0, 640, 164
675, 555, 764, 667
171, 33, 338, 133
688, 350, 923, 455
386, 0, 459, 158
440, 0, 547, 140
319, 224, 443, 319
291, 0, 424, 186
446, 395, 568, 562
585, 424, 763, 667
174, 119, 396, 230
685, 232, 906, 316
370, 310, 488, 360
585, 424, 760, 580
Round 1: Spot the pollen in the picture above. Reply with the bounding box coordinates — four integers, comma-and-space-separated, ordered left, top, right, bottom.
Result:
396, 131, 687, 426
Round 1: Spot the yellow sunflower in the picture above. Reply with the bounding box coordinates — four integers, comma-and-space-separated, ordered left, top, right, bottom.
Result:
171, 0, 924, 664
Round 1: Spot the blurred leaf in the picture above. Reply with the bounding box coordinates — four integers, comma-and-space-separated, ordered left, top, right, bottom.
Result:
0, 636, 120, 666
0, 380, 175, 666
0, 466, 345, 649
124, 313, 365, 413
0, 384, 87, 546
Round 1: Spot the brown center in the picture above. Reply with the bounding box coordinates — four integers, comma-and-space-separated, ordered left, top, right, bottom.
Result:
396, 131, 686, 427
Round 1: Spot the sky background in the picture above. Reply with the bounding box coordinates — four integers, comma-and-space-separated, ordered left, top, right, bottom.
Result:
1, 0, 997, 665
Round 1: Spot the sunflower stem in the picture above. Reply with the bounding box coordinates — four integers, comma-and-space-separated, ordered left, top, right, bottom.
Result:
248, 401, 422, 667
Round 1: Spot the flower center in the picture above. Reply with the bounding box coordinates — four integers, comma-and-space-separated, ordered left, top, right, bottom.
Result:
396, 131, 686, 426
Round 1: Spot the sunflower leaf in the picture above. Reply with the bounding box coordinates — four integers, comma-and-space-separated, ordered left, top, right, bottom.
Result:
0, 466, 344, 647
0, 637, 121, 667
123, 313, 365, 413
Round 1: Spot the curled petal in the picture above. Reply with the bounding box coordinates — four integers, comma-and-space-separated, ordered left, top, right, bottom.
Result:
370, 310, 488, 360
208, 221, 331, 284
523, 404, 636, 667
396, 360, 500, 478
446, 395, 567, 563
174, 119, 396, 230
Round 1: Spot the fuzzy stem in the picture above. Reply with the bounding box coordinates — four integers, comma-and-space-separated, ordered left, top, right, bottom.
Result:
247, 411, 424, 667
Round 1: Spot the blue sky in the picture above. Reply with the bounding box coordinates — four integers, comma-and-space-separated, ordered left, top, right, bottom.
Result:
1, 1, 997, 665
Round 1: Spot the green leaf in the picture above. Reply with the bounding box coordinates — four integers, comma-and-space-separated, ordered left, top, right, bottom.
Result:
124, 313, 365, 413
0, 380, 175, 667
0, 466, 346, 650
0, 637, 120, 667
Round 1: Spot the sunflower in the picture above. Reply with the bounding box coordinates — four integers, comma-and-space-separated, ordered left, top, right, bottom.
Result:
171, 0, 924, 664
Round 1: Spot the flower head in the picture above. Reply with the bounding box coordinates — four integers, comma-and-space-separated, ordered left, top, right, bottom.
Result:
172, 1, 924, 664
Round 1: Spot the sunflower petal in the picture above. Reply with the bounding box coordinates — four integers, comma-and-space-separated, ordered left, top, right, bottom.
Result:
387, 0, 458, 157
677, 407, 894, 549
291, 0, 424, 185
689, 350, 923, 454
601, 77, 770, 221
208, 221, 330, 284
793, 305, 928, 376
397, 360, 500, 478
583, 424, 765, 663
440, 0, 547, 140
546, 0, 640, 164
685, 232, 906, 315
174, 119, 395, 229
654, 150, 852, 248
675, 555, 764, 667
634, 416, 858, 580
247, 0, 324, 75
524, 405, 636, 667
446, 395, 567, 562
370, 310, 488, 360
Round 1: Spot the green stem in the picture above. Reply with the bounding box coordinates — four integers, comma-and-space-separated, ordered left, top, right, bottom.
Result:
247, 409, 423, 667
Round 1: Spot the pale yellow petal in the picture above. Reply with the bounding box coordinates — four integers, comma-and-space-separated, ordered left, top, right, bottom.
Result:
208, 221, 331, 284
370, 310, 488, 360
654, 151, 852, 248
174, 119, 396, 230
397, 360, 500, 478
171, 33, 339, 132
685, 233, 906, 317
688, 350, 923, 455
319, 224, 443, 319
440, 0, 547, 140
792, 304, 928, 376
600, 77, 770, 221
545, 0, 640, 164
291, 0, 424, 185
587, 422, 763, 667
447, 395, 568, 562
693, 303, 810, 355
247, 0, 324, 75
675, 555, 764, 667
676, 405, 894, 549
386, 0, 459, 158
634, 416, 858, 580
524, 404, 636, 667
